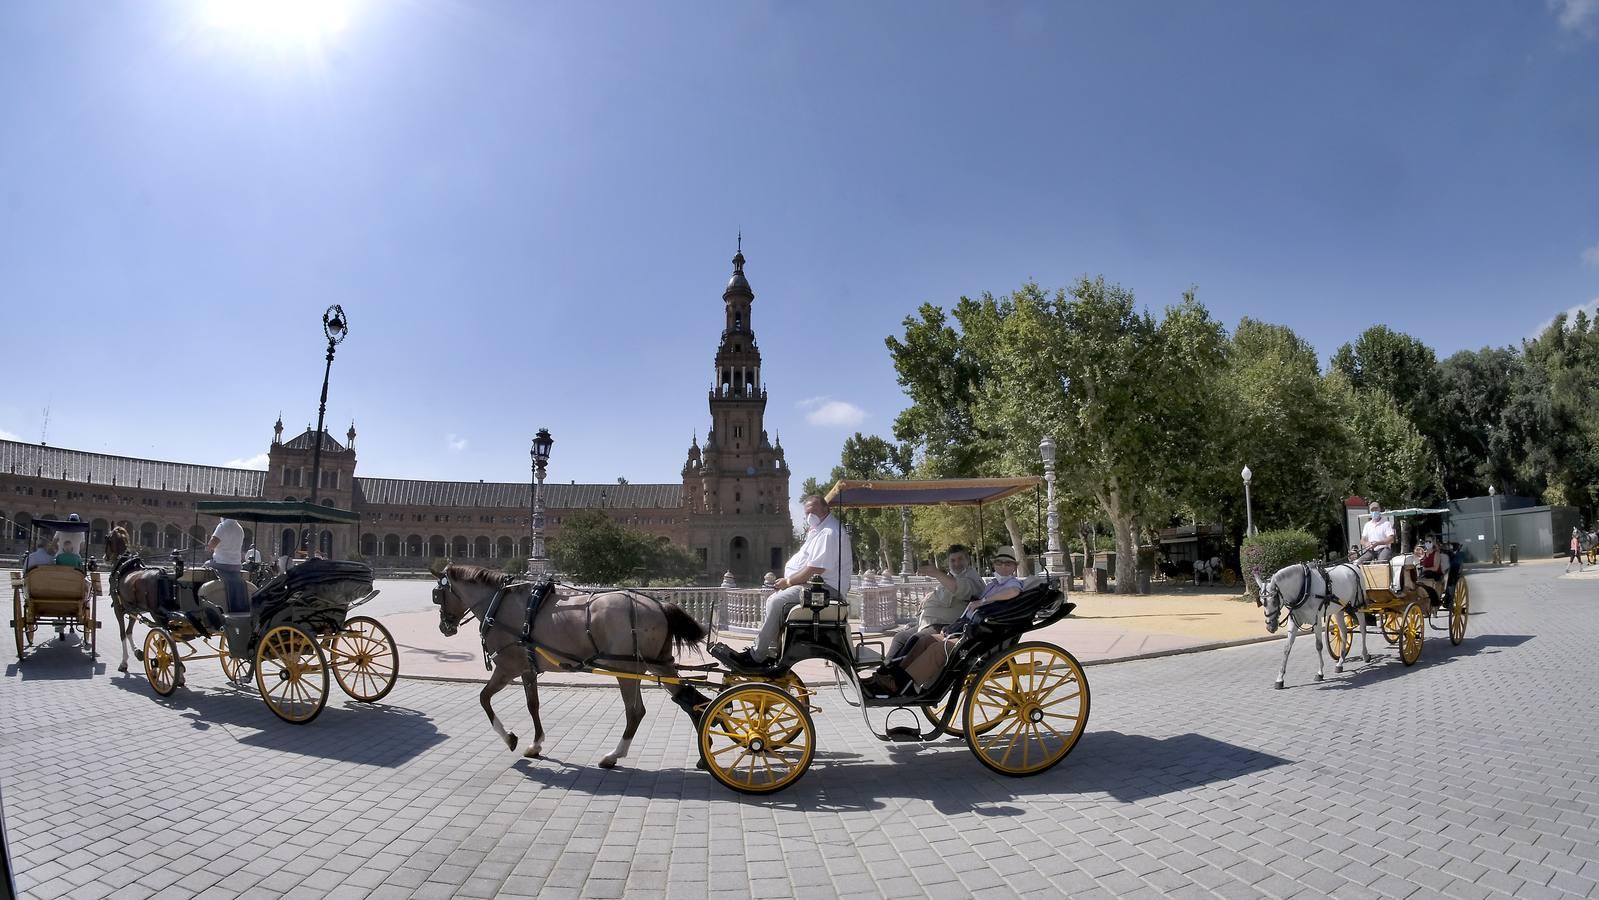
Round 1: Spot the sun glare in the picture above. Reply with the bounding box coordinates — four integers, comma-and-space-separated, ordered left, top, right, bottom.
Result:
197, 0, 358, 45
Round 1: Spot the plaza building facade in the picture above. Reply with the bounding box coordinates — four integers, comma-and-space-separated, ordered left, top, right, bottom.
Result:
1, 247, 793, 585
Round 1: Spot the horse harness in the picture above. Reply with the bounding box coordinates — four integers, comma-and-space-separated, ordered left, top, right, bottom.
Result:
437, 573, 677, 673
1271, 562, 1351, 630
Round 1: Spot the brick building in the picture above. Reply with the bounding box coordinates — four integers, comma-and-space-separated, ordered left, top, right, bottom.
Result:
1, 246, 793, 584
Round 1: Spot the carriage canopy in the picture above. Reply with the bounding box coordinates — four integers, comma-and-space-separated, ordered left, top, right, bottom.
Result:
825, 477, 1042, 509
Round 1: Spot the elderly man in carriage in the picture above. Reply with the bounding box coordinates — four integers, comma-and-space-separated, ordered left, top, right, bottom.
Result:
708, 492, 854, 672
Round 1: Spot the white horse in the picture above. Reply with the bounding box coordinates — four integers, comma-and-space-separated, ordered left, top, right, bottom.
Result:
1194, 556, 1222, 584
1255, 562, 1370, 689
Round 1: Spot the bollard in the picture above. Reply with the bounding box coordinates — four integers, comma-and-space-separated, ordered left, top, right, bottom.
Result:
1509, 543, 1518, 565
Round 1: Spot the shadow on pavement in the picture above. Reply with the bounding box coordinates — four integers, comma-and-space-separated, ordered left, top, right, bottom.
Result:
4, 635, 107, 680
503, 729, 1288, 815
105, 670, 444, 766
398, 642, 477, 664
1310, 632, 1534, 691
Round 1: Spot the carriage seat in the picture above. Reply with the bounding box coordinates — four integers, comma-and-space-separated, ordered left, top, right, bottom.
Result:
198, 578, 260, 607
24, 566, 88, 600
785, 600, 849, 624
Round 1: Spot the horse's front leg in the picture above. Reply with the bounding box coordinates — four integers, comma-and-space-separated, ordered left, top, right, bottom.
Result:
1313, 609, 1326, 682
116, 608, 133, 673
1333, 604, 1347, 675
1358, 606, 1371, 663
600, 677, 646, 769
521, 671, 545, 759
1275, 625, 1296, 689
480, 660, 521, 752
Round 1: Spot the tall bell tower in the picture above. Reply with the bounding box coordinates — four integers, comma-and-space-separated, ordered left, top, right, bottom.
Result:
683, 238, 792, 584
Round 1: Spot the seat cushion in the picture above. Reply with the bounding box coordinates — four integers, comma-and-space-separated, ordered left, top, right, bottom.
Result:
785, 602, 849, 623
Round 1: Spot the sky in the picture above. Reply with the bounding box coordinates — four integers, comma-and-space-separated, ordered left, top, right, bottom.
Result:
2, 1, 1597, 527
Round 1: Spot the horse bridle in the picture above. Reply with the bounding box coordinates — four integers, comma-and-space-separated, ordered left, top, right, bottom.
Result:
433, 574, 478, 636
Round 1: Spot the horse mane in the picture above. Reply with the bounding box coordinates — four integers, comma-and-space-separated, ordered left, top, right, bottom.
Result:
447, 564, 510, 588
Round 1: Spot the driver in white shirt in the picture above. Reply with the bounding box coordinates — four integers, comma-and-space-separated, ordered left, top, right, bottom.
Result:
710, 494, 853, 671
1357, 501, 1395, 563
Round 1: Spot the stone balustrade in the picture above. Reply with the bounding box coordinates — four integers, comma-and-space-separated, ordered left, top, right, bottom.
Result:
554, 576, 942, 635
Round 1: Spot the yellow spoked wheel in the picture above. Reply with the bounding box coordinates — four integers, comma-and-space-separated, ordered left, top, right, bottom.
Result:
964, 642, 1090, 777
721, 673, 809, 743
1325, 608, 1358, 661
1398, 603, 1425, 666
1380, 609, 1402, 646
1449, 578, 1470, 646
255, 625, 330, 724
142, 628, 181, 697
697, 683, 815, 794
11, 592, 24, 660
329, 616, 398, 702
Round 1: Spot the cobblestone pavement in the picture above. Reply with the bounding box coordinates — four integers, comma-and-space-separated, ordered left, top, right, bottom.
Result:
3, 564, 1595, 899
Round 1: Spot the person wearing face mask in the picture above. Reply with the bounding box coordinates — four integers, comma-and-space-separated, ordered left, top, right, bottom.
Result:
709, 493, 853, 672
1357, 502, 1395, 563
880, 544, 985, 663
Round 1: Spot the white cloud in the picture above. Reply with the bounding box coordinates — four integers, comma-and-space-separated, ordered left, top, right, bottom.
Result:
1532, 298, 1599, 337
0, 428, 20, 442
1583, 243, 1599, 266
224, 452, 270, 470
446, 434, 468, 451
798, 396, 867, 427
1551, 0, 1599, 33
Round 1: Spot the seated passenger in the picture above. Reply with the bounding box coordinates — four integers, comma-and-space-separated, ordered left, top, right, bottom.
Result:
205, 517, 251, 661
708, 494, 854, 672
54, 536, 84, 569
1355, 502, 1395, 563
863, 548, 1027, 697
885, 544, 985, 661
23, 539, 56, 573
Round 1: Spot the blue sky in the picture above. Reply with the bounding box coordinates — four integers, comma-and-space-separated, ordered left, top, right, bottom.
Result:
3, 1, 1597, 523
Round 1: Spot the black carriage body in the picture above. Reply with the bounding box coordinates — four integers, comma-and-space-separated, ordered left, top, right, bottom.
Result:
252, 560, 374, 639
769, 579, 1076, 711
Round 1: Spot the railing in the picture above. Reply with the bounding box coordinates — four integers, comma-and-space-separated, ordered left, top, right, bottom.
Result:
557, 584, 725, 629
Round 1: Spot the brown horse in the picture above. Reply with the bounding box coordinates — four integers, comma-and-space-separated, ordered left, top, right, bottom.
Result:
430, 562, 710, 768
105, 526, 168, 674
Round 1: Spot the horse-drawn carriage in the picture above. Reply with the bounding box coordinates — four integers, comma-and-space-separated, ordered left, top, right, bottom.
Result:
9, 516, 101, 663
1323, 507, 1471, 667
434, 476, 1090, 795
110, 501, 397, 724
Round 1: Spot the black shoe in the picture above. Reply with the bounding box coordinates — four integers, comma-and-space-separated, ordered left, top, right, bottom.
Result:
709, 643, 769, 674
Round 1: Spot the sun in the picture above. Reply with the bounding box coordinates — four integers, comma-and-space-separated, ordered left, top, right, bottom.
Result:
197, 0, 359, 45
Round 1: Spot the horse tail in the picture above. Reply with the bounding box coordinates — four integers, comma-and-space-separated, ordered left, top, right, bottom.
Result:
660, 601, 707, 655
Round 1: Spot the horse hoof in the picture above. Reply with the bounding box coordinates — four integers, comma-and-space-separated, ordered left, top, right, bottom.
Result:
133, 649, 144, 663
1273, 681, 1283, 690
696, 758, 708, 771
506, 733, 518, 752
1315, 674, 1324, 682
117, 663, 128, 674
523, 745, 542, 759
1335, 665, 1344, 674
599, 756, 618, 769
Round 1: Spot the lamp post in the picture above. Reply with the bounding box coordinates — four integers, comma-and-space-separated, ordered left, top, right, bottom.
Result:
1040, 435, 1066, 575
1242, 465, 1255, 537
528, 428, 553, 575
304, 305, 347, 557
1488, 484, 1499, 564
899, 506, 913, 580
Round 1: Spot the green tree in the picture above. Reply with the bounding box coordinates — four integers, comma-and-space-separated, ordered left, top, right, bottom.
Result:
1331, 325, 1443, 437
548, 511, 701, 586
891, 278, 1228, 591
1222, 318, 1354, 540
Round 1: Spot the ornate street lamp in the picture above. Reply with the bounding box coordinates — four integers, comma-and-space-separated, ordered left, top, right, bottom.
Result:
1040, 435, 1065, 575
1241, 465, 1255, 537
528, 428, 554, 574
303, 304, 348, 556
1488, 484, 1499, 563
899, 506, 914, 580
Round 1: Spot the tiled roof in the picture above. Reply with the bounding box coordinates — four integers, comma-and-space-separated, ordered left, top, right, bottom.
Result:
0, 440, 266, 497
355, 477, 684, 510
282, 429, 347, 452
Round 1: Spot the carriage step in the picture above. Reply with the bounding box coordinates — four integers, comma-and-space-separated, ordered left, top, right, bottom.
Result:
885, 726, 923, 742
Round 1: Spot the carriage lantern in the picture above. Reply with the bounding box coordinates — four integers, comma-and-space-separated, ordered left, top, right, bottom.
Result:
802, 573, 830, 610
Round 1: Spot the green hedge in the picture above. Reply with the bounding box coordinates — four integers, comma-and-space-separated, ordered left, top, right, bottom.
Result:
1240, 529, 1320, 599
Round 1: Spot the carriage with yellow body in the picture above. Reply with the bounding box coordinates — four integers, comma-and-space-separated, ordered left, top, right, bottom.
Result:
1326, 507, 1471, 667
10, 516, 101, 663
